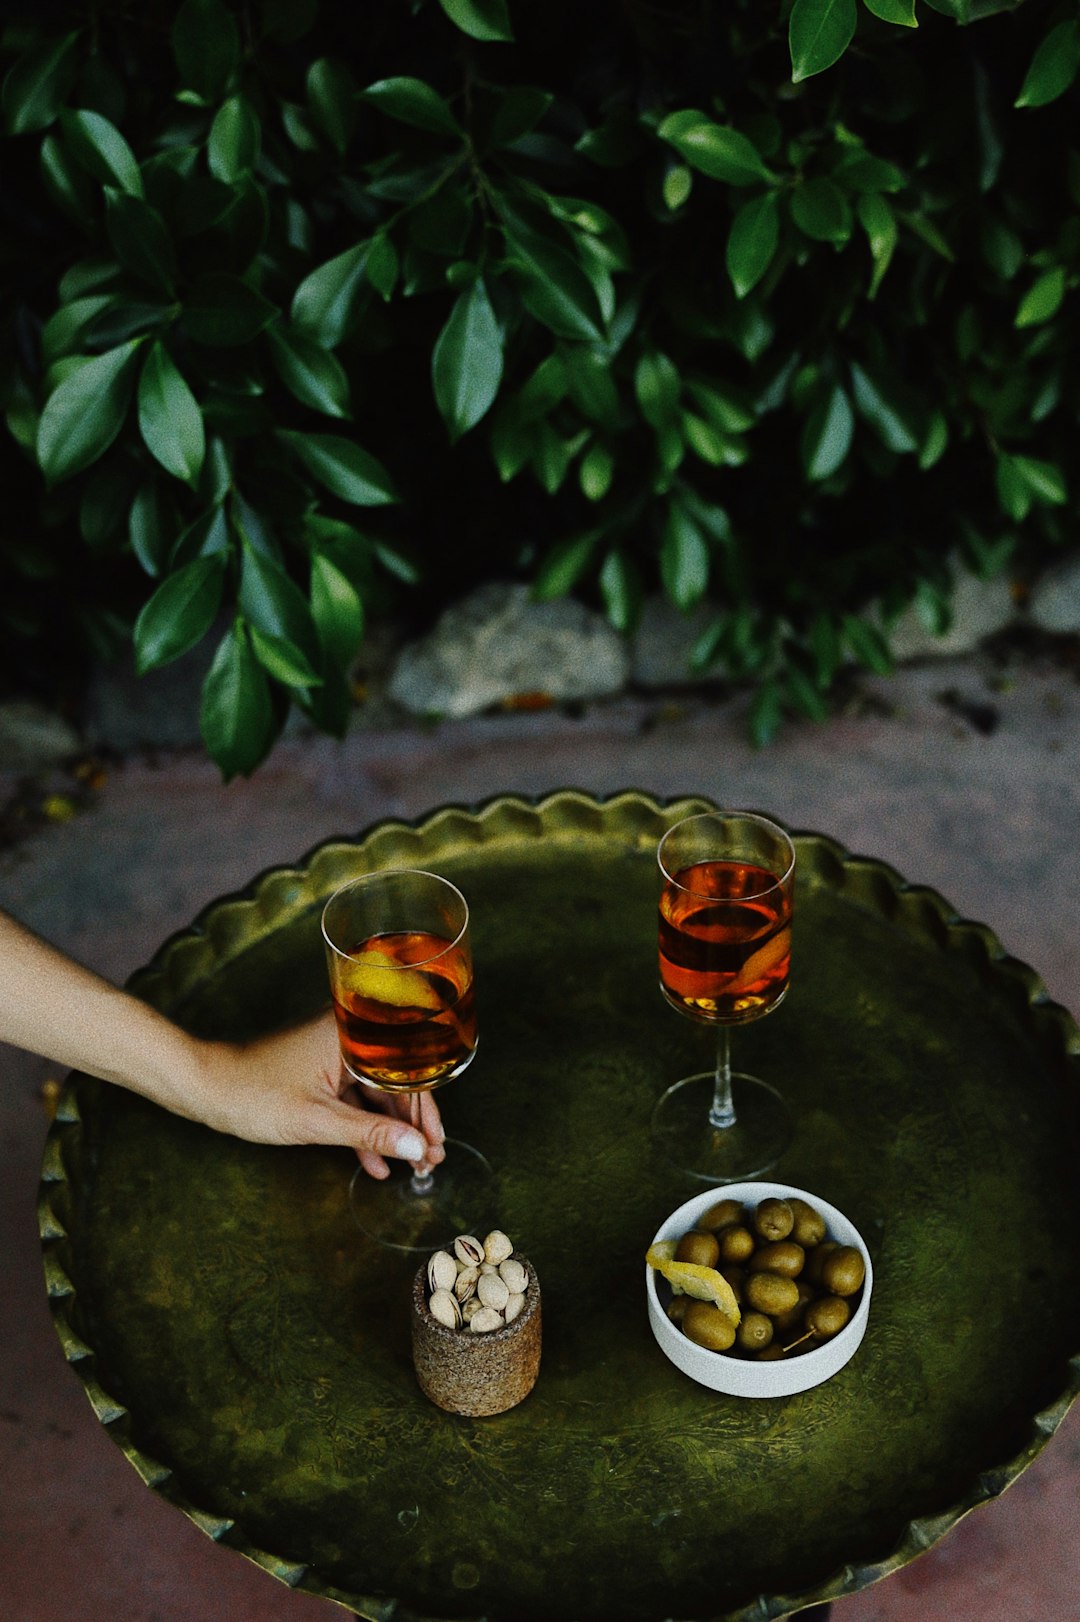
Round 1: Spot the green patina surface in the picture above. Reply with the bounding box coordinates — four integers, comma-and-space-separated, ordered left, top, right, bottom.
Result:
44, 793, 1080, 1621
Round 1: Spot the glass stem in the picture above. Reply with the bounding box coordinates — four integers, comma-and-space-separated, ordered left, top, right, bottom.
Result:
709, 1025, 737, 1130
407, 1091, 435, 1196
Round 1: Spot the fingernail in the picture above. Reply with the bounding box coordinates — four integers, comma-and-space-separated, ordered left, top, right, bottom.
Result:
398, 1131, 425, 1160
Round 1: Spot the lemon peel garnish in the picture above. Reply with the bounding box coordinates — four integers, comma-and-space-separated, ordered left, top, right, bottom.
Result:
341, 947, 442, 1011
645, 1240, 678, 1268
646, 1249, 741, 1327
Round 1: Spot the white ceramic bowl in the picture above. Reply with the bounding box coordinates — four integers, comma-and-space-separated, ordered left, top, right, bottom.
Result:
646, 1181, 873, 1399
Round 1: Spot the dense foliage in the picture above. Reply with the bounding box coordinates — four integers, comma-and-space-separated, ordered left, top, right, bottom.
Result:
1, 0, 1076, 773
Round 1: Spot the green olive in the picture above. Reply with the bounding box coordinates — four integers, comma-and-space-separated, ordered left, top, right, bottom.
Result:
803, 1239, 839, 1285
753, 1197, 794, 1242
667, 1296, 689, 1326
788, 1197, 827, 1248
821, 1245, 866, 1298
736, 1311, 774, 1353
756, 1344, 786, 1361
675, 1229, 721, 1269
717, 1224, 756, 1264
805, 1295, 851, 1340
744, 1270, 800, 1316
697, 1197, 744, 1233
748, 1240, 805, 1279
682, 1300, 737, 1352
771, 1278, 814, 1335
719, 1264, 746, 1303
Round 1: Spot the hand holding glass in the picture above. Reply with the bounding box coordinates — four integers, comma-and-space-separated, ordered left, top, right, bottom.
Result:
322, 868, 491, 1250
654, 811, 795, 1181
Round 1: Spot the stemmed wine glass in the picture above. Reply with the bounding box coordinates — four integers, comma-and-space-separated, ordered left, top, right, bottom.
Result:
322, 868, 494, 1251
652, 810, 796, 1181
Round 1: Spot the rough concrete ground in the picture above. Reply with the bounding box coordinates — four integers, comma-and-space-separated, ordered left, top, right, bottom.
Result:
1, 647, 1078, 1621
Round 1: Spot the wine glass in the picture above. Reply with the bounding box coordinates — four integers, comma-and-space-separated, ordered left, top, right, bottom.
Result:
652, 810, 796, 1181
321, 868, 494, 1251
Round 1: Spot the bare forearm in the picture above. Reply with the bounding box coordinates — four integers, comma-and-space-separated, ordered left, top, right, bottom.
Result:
0, 910, 205, 1116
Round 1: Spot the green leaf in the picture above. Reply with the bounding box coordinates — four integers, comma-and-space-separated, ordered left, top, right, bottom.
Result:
366, 234, 399, 301
565, 348, 620, 423
184, 275, 278, 346
531, 530, 599, 599
598, 548, 641, 632
842, 613, 893, 674
802, 384, 854, 480
660, 504, 710, 610
41, 295, 115, 361
172, 0, 240, 103
361, 77, 462, 136
748, 678, 783, 747
1013, 455, 1067, 505
1015, 20, 1080, 109
862, 0, 917, 23
657, 111, 776, 186
200, 621, 277, 781
663, 164, 693, 211
1015, 266, 1066, 328
726, 192, 779, 298
311, 552, 365, 666
306, 58, 356, 154
790, 177, 852, 244
290, 243, 368, 346
2, 31, 80, 135
635, 351, 681, 429
438, 0, 514, 41
105, 191, 176, 293
830, 151, 906, 192
504, 231, 605, 342
60, 108, 143, 196
579, 443, 614, 501
128, 481, 174, 577
36, 339, 141, 481
134, 556, 225, 674
432, 279, 504, 440
249, 625, 322, 688
784, 661, 830, 721
789, 0, 858, 82
208, 96, 261, 183
266, 324, 350, 418
278, 431, 398, 505
40, 131, 97, 221
138, 342, 205, 485
850, 362, 919, 453
856, 192, 898, 297
919, 409, 949, 471
239, 543, 320, 659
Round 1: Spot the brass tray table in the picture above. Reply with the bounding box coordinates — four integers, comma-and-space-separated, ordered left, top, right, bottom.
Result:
40, 791, 1080, 1620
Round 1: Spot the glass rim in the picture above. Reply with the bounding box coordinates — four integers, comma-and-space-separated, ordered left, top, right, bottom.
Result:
657, 810, 796, 899
320, 868, 470, 967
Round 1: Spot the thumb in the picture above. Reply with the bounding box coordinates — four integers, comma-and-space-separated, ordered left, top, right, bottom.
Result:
321, 1098, 427, 1163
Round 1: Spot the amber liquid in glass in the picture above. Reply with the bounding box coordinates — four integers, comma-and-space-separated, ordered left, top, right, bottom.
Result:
331, 929, 476, 1089
659, 859, 791, 1023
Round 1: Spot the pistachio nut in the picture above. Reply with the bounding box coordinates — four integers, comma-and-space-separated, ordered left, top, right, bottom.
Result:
453, 1264, 480, 1303
429, 1288, 462, 1330
503, 1291, 526, 1324
462, 1297, 486, 1324
477, 1272, 510, 1312
498, 1258, 527, 1295
483, 1229, 514, 1265
469, 1307, 504, 1334
427, 1250, 458, 1294
453, 1234, 485, 1266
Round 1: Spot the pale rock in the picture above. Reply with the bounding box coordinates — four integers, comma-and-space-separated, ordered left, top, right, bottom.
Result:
0, 700, 81, 770
629, 594, 718, 688
386, 582, 629, 719
1028, 555, 1080, 634
883, 566, 1016, 662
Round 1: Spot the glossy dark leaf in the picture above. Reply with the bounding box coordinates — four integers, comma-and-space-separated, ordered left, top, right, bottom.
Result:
311, 552, 365, 666
105, 190, 176, 292
36, 340, 141, 481
565, 347, 619, 422
278, 430, 398, 505
137, 342, 205, 485
134, 555, 225, 674
842, 613, 894, 674
1015, 267, 1065, 328
748, 677, 783, 747
790, 177, 852, 244
267, 324, 350, 417
598, 548, 640, 632
40, 130, 97, 220
365, 234, 399, 300
438, 0, 514, 41
635, 351, 681, 429
306, 58, 356, 153
239, 543, 320, 660
2, 31, 80, 135
1015, 19, 1080, 109
200, 619, 278, 781
850, 362, 919, 452
291, 243, 367, 345
726, 192, 779, 298
660, 503, 710, 610
789, 0, 858, 82
863, 0, 917, 23
503, 222, 606, 341
579, 443, 614, 501
128, 481, 174, 577
184, 274, 278, 346
208, 96, 261, 182
802, 384, 854, 480
657, 111, 776, 186
172, 0, 240, 103
361, 77, 461, 136
60, 108, 142, 196
531, 530, 599, 599
41, 295, 115, 361
249, 625, 323, 688
432, 278, 504, 440
856, 193, 898, 297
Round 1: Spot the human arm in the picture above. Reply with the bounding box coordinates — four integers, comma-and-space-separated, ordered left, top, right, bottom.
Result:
0, 908, 444, 1179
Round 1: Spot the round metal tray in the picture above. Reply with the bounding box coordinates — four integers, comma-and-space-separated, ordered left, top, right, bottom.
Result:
40, 790, 1080, 1620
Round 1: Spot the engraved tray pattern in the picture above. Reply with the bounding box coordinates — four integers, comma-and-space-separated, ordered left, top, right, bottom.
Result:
39, 791, 1080, 1621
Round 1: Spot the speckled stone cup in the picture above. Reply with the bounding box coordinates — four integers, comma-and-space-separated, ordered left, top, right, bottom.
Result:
411, 1253, 541, 1416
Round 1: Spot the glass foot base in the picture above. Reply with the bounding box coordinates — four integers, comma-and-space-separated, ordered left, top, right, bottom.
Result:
651, 1072, 791, 1183
348, 1138, 497, 1252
